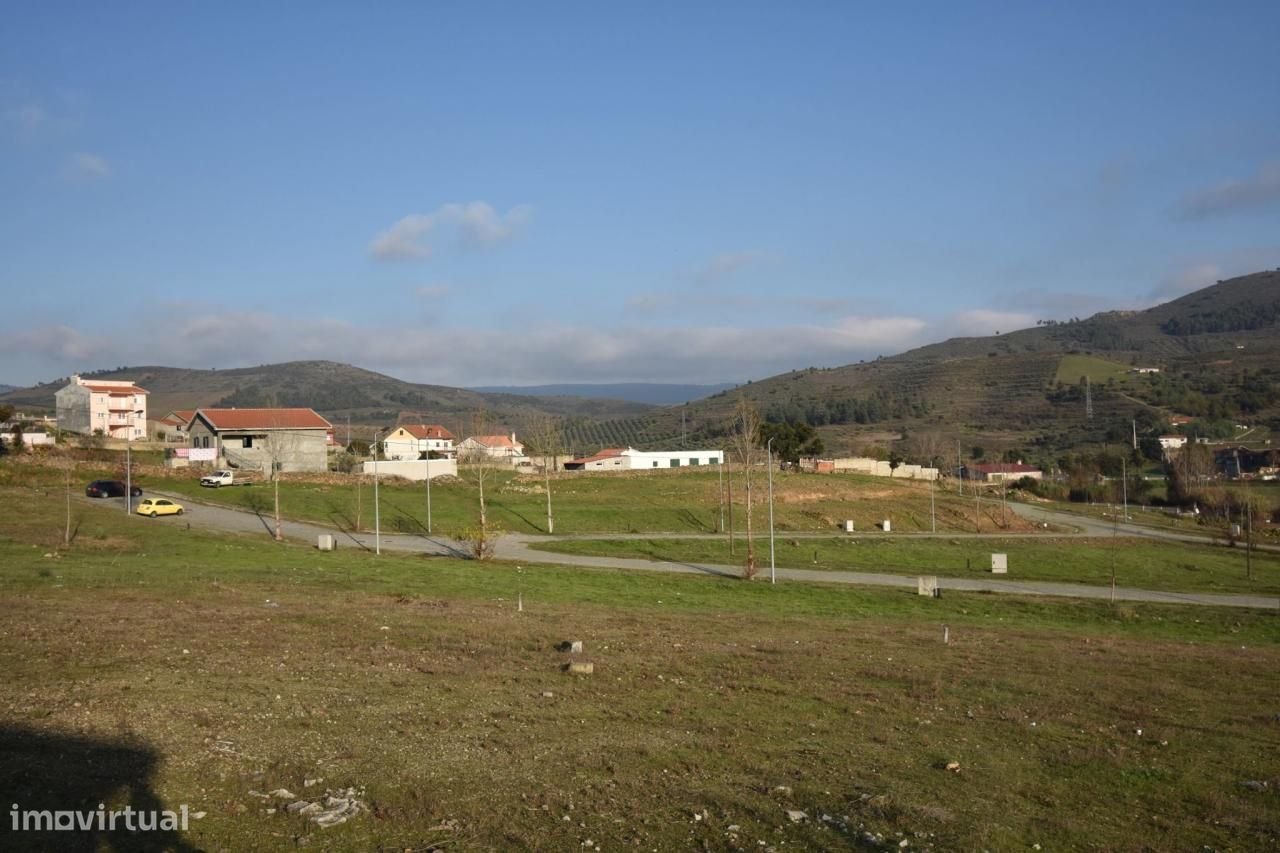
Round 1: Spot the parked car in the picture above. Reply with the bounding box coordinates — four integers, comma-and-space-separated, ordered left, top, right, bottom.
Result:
135, 498, 184, 518
200, 469, 237, 487
86, 480, 143, 498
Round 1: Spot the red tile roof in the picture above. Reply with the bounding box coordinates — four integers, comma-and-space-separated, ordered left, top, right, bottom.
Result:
399, 424, 455, 440
171, 410, 196, 424
469, 434, 521, 449
85, 383, 148, 395
194, 408, 333, 431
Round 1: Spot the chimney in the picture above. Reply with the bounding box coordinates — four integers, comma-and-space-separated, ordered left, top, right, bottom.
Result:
511, 431, 517, 444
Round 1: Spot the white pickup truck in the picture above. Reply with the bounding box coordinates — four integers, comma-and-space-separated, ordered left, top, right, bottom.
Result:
200, 469, 242, 488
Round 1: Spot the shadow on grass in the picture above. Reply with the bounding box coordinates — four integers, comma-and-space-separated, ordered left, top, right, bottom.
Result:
0, 725, 199, 852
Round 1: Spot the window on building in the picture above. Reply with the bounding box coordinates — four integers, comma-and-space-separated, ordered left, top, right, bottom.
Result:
243, 436, 254, 449
689, 458, 700, 465
669, 459, 679, 467
652, 461, 659, 468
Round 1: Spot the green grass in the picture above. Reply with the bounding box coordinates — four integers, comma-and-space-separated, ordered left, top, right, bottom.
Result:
529, 535, 1280, 596
114, 462, 1038, 536
1055, 353, 1135, 385
3, 462, 1280, 851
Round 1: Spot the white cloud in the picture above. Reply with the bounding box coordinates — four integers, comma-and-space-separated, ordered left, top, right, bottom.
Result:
0, 305, 934, 386
695, 250, 773, 286
65, 152, 111, 180
1173, 160, 1280, 220
369, 202, 533, 261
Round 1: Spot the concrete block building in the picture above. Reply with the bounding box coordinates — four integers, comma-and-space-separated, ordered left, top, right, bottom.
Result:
187, 408, 332, 474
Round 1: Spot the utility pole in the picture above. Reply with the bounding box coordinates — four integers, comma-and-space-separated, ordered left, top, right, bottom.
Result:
125, 432, 133, 515
373, 429, 381, 556
1132, 419, 1137, 451
1085, 375, 1093, 420
727, 467, 735, 557
717, 456, 725, 533
425, 455, 432, 535
1121, 457, 1128, 521
1246, 498, 1253, 580
767, 437, 776, 585
957, 439, 963, 496
930, 469, 936, 534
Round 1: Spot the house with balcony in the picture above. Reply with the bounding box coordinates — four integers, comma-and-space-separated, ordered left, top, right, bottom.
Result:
54, 375, 148, 439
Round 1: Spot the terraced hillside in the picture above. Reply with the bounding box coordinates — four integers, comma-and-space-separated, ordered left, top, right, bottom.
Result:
663, 270, 1280, 455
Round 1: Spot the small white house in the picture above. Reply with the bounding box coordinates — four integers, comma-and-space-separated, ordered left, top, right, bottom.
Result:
383, 424, 456, 460
563, 447, 724, 471
1158, 435, 1188, 450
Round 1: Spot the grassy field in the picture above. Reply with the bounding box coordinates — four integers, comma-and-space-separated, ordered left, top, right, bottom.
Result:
2, 462, 1280, 850
49, 455, 1048, 536
530, 535, 1280, 596
1054, 353, 1136, 385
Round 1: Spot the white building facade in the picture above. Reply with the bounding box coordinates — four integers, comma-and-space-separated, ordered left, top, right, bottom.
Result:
564, 447, 724, 471
383, 424, 456, 460
54, 375, 148, 439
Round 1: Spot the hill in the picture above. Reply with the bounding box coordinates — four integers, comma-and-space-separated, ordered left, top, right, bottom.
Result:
469, 382, 736, 405
660, 270, 1280, 457
0, 361, 655, 436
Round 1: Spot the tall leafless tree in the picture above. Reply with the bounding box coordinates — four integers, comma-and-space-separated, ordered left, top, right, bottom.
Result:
526, 414, 562, 534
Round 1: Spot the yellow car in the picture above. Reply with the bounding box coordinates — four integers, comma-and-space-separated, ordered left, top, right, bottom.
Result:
135, 498, 185, 518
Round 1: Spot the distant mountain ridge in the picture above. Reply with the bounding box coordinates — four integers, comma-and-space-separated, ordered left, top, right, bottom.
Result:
0, 361, 656, 433
469, 382, 736, 405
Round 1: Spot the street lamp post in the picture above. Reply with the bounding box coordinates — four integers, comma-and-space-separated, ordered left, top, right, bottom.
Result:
1121, 457, 1128, 521
425, 452, 432, 535
930, 466, 936, 533
125, 431, 132, 515
373, 429, 381, 556
717, 453, 725, 533
767, 437, 776, 585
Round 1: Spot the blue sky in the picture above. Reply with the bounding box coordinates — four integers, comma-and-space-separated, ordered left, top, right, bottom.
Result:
3, 2, 1279, 386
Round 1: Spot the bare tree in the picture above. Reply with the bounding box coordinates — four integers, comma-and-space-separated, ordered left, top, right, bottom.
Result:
728, 397, 762, 579
457, 410, 503, 557
903, 430, 950, 472
261, 420, 305, 542
525, 413, 562, 534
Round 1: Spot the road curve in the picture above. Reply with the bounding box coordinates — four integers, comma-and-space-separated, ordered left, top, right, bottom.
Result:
132, 490, 1279, 611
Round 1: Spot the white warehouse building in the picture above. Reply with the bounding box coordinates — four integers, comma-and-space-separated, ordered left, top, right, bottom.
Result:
563, 447, 724, 471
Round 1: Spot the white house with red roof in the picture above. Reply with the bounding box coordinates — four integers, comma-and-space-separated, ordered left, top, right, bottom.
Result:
383, 423, 456, 460
55, 375, 149, 439
457, 433, 526, 462
187, 407, 333, 473
563, 446, 724, 471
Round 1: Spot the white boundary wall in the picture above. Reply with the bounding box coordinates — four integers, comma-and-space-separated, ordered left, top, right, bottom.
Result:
361, 459, 458, 481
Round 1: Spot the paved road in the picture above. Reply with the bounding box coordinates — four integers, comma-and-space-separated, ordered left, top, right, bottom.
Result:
122, 489, 1279, 611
